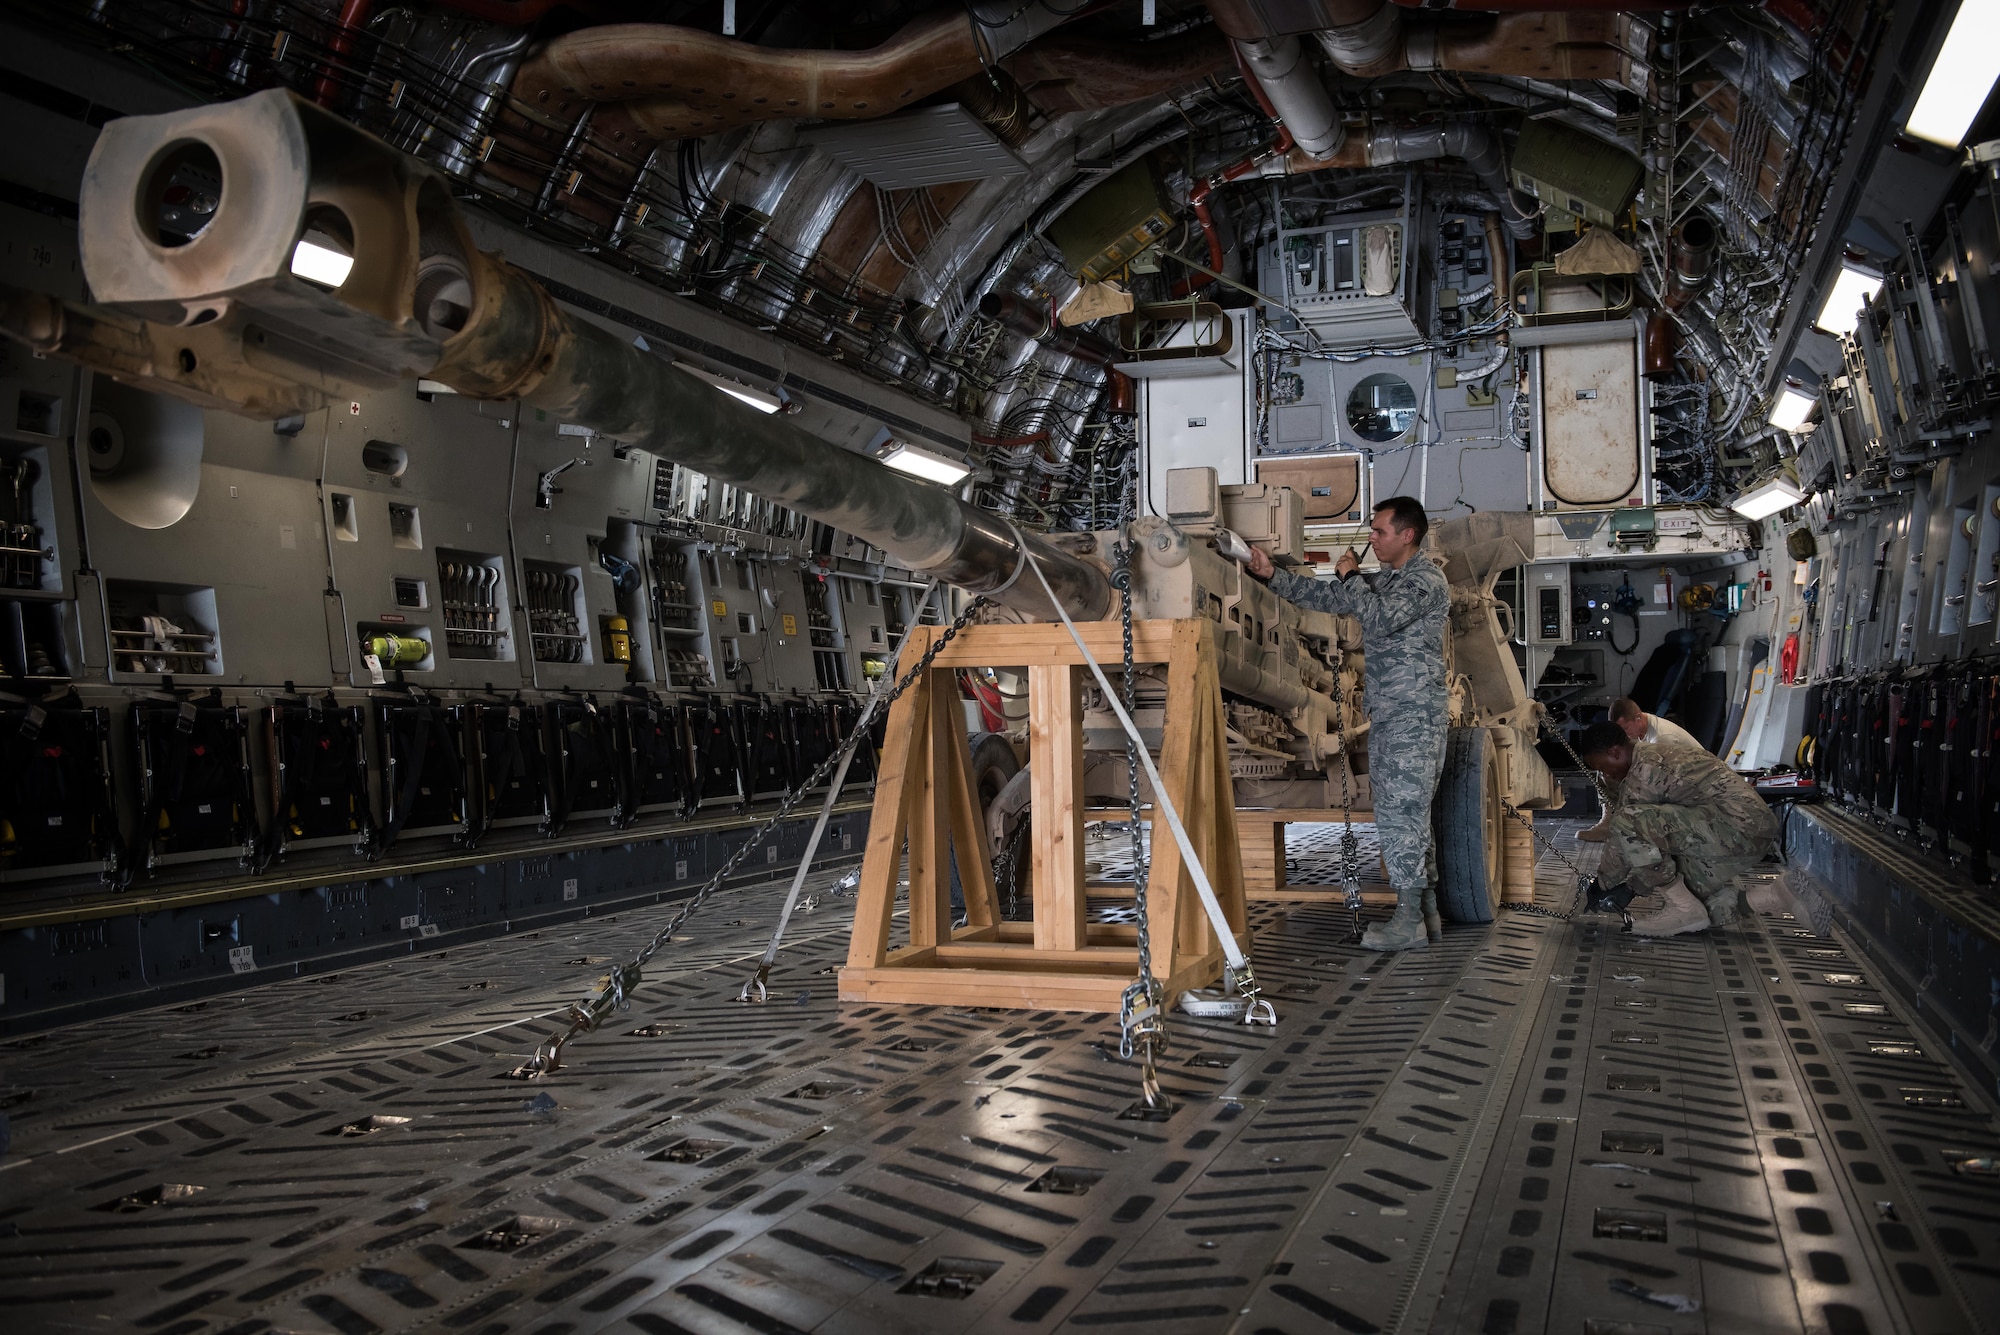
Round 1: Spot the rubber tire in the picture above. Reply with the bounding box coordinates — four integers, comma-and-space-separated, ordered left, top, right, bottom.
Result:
1434, 726, 1504, 924
955, 734, 1022, 915
969, 733, 1020, 813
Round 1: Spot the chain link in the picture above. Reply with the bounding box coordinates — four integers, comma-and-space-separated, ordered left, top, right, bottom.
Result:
1494, 716, 1602, 924
1497, 801, 1593, 923
1327, 672, 1365, 941
1112, 533, 1170, 1110
508, 594, 991, 1079
994, 815, 1028, 921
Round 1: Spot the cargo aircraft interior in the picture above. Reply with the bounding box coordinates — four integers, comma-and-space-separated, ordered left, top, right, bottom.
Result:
0, 0, 1998, 1331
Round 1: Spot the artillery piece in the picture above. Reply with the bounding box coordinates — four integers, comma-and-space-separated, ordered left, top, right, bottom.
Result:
1, 90, 1554, 1009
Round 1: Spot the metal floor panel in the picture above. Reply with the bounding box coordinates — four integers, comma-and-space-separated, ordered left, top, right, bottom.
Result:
0, 823, 1994, 1335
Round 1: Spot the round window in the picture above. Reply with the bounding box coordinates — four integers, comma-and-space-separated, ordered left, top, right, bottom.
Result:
1345, 373, 1419, 443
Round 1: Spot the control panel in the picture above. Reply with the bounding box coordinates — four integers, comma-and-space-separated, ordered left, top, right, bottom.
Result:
1526, 562, 1573, 646
1572, 582, 1616, 641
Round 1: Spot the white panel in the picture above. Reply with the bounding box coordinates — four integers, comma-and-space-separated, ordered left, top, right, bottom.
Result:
1143, 373, 1247, 516
1140, 311, 1251, 517
1540, 339, 1641, 508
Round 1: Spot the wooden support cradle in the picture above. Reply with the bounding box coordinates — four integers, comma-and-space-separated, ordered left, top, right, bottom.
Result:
838, 618, 1251, 1013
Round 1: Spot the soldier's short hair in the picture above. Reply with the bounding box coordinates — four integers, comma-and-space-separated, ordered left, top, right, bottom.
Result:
1577, 721, 1631, 760
1609, 697, 1644, 723
1374, 496, 1427, 545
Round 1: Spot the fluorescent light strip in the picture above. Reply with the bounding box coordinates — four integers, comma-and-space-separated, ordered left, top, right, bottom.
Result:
1730, 477, 1805, 522
1814, 263, 1883, 337
677, 364, 783, 414
881, 443, 971, 486
713, 383, 781, 414
1906, 0, 2000, 148
1769, 386, 1816, 432
290, 237, 354, 288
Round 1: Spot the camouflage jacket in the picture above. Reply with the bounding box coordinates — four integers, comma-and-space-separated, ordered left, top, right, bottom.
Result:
1615, 741, 1777, 845
1269, 556, 1449, 720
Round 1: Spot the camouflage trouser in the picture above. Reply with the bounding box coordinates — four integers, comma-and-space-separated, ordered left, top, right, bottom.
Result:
1369, 710, 1449, 893
1596, 802, 1768, 924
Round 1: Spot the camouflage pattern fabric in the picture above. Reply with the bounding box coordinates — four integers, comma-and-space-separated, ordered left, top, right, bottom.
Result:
1595, 741, 1777, 921
1271, 557, 1451, 891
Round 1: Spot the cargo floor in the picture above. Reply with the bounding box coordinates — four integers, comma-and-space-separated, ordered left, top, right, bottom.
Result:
1, 822, 1995, 1335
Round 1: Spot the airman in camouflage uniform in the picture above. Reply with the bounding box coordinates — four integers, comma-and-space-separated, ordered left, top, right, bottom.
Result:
1576, 722, 1777, 934
1252, 496, 1449, 950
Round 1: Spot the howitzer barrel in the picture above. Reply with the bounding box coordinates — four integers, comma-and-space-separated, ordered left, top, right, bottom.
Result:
435, 253, 1110, 621
19, 89, 1110, 622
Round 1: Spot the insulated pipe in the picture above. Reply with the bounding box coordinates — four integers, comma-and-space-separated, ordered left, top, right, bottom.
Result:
1329, 10, 1636, 84
1390, 0, 1692, 9
1209, 2, 1639, 85
1315, 0, 1403, 75
1174, 41, 1306, 289
1229, 34, 1343, 159
1204, 1, 1347, 158
978, 293, 1135, 417
512, 6, 1068, 142
1001, 29, 1236, 115
1665, 214, 1718, 311
1259, 122, 1541, 238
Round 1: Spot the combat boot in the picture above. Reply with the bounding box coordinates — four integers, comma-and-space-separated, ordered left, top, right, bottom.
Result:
1627, 877, 1709, 936
1576, 817, 1612, 843
1363, 887, 1429, 951
1420, 884, 1442, 943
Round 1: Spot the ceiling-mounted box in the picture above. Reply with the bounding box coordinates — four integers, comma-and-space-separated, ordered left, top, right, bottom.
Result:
1254, 185, 1425, 350
1046, 156, 1175, 283
798, 104, 1026, 189
1510, 121, 1643, 227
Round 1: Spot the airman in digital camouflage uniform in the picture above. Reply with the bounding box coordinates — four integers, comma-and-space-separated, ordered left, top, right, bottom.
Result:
1247, 496, 1450, 950
1575, 721, 1778, 935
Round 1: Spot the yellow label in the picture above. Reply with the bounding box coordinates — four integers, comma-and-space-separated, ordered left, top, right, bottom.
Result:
781, 614, 798, 636
711, 599, 728, 618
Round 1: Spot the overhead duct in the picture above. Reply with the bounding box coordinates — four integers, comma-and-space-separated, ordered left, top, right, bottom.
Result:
1386, 0, 1692, 9
1337, 9, 1642, 84
1204, 1, 1347, 159
1208, 1, 1646, 89
1665, 215, 1718, 311
1001, 29, 1237, 115
511, 5, 1071, 142
1230, 34, 1344, 159
1259, 122, 1542, 238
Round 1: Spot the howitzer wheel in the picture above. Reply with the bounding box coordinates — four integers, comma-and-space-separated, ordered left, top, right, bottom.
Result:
1435, 726, 1504, 924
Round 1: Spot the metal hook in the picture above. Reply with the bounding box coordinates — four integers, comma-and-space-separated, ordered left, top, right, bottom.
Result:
508, 1034, 566, 1080
735, 963, 770, 1004
1136, 1048, 1173, 1115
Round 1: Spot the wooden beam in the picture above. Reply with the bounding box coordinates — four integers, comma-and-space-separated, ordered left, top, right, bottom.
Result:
904, 667, 951, 951
844, 662, 930, 970
942, 699, 1000, 929
933, 942, 1138, 966
919, 620, 1179, 668
1143, 623, 1200, 982
1028, 662, 1087, 952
